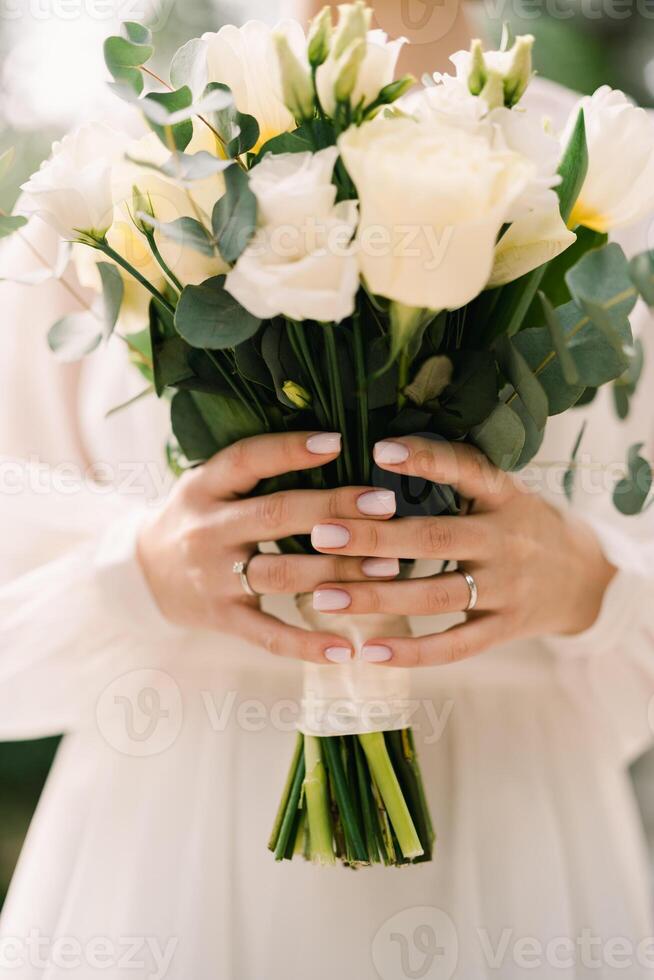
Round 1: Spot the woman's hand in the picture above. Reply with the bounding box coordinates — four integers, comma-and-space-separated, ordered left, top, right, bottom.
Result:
137, 431, 400, 662
310, 436, 617, 667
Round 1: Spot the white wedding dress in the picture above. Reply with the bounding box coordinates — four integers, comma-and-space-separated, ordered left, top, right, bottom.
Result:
1, 78, 654, 980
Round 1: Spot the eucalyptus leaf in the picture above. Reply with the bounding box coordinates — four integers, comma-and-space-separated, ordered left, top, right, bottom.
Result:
139, 214, 215, 256
613, 339, 644, 421
470, 403, 526, 471
539, 291, 578, 385
256, 120, 336, 161
171, 390, 220, 462
508, 392, 546, 470
170, 37, 208, 95
175, 275, 261, 349
204, 83, 260, 158
97, 262, 124, 337
496, 336, 548, 430
404, 356, 453, 407
563, 421, 586, 503
143, 87, 194, 151
212, 164, 257, 264
103, 22, 153, 95
613, 443, 653, 516
524, 227, 607, 327
48, 313, 102, 361
127, 150, 230, 183
630, 251, 654, 306
565, 243, 637, 351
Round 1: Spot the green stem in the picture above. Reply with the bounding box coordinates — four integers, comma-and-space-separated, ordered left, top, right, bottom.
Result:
385, 730, 435, 862
352, 311, 370, 484
292, 322, 332, 427
324, 324, 353, 482
303, 737, 335, 865
94, 240, 176, 318
358, 732, 423, 860
269, 732, 304, 852
205, 351, 268, 430
321, 737, 368, 864
272, 739, 306, 861
397, 348, 410, 411
146, 233, 183, 293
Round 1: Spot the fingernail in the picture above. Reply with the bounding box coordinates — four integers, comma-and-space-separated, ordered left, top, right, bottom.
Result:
374, 441, 409, 465
362, 558, 400, 578
357, 490, 396, 516
362, 645, 393, 663
306, 432, 341, 455
311, 524, 351, 549
325, 646, 352, 664
314, 589, 351, 612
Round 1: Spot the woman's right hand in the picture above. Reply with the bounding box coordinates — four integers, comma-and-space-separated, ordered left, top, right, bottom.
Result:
136, 431, 400, 663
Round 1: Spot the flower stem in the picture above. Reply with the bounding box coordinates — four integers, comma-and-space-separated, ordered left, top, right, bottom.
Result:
145, 232, 183, 293
271, 736, 306, 861
94, 240, 176, 319
303, 737, 335, 865
321, 737, 368, 864
358, 732, 423, 860
324, 324, 353, 482
352, 310, 370, 484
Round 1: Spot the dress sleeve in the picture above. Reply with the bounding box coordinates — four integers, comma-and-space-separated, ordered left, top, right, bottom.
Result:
0, 215, 181, 739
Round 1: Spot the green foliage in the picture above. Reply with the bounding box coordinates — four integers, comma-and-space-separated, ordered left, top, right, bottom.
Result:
470, 403, 525, 471
613, 340, 644, 421
205, 83, 260, 158
556, 109, 589, 223
103, 22, 153, 95
175, 275, 261, 349
212, 164, 257, 264
171, 389, 262, 462
613, 443, 653, 516
563, 421, 586, 503
139, 215, 216, 257
565, 242, 637, 352
629, 251, 654, 306
143, 87, 194, 151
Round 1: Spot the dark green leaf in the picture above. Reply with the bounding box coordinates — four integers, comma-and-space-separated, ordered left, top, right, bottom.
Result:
470, 403, 526, 471
404, 356, 453, 406
204, 83, 260, 158
496, 336, 548, 430
613, 443, 653, 516
557, 108, 589, 224
255, 120, 336, 161
143, 87, 194, 151
103, 23, 153, 95
565, 242, 637, 351
234, 336, 275, 390
175, 275, 261, 349
212, 164, 257, 264
431, 351, 499, 437
171, 390, 219, 462
525, 227, 607, 327
563, 421, 586, 502
613, 338, 644, 421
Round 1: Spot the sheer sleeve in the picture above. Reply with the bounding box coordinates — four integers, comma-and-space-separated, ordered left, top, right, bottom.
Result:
0, 215, 180, 739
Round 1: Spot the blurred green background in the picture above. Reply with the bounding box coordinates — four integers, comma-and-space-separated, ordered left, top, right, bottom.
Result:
2, 0, 654, 909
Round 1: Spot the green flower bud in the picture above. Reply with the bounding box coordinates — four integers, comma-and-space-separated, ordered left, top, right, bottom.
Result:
503, 35, 534, 107
334, 38, 366, 105
283, 381, 312, 410
332, 1, 372, 59
467, 39, 486, 96
308, 6, 333, 69
479, 70, 505, 112
375, 74, 416, 108
131, 184, 155, 234
274, 33, 315, 122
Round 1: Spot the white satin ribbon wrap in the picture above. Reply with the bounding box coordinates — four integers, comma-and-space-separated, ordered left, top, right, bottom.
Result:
296, 594, 413, 737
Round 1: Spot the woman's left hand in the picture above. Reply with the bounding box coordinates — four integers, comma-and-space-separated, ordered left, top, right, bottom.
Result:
310, 436, 617, 667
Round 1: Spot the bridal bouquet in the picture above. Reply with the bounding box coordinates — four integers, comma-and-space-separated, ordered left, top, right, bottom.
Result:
7, 5, 654, 867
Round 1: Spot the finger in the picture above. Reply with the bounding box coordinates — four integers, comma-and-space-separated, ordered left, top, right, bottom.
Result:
373, 437, 517, 510
235, 606, 355, 665
312, 569, 498, 616
310, 515, 493, 561
193, 431, 342, 499
360, 614, 505, 667
222, 485, 397, 543
247, 554, 400, 596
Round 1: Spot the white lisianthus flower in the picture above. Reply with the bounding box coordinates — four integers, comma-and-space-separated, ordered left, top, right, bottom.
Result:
21, 123, 126, 240
202, 21, 307, 151
338, 115, 533, 310
488, 208, 576, 288
565, 86, 654, 232
74, 129, 227, 329
317, 29, 406, 117
226, 147, 359, 323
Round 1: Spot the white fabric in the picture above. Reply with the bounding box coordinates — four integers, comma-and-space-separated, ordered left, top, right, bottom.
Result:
0, 78, 653, 979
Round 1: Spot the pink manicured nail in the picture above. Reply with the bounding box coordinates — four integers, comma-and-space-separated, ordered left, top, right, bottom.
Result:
362, 645, 393, 663
312, 524, 351, 549
306, 432, 342, 455
374, 441, 409, 465
325, 647, 352, 664
314, 589, 352, 612
362, 558, 400, 578
357, 490, 396, 516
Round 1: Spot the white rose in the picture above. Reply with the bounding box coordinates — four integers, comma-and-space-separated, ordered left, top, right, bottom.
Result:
226, 147, 359, 323
21, 123, 126, 240
338, 115, 533, 310
317, 29, 405, 117
565, 86, 654, 232
488, 208, 576, 288
202, 21, 306, 151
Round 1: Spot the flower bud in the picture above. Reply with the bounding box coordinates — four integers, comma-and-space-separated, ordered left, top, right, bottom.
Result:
283, 381, 312, 409
274, 33, 314, 122
374, 74, 415, 109
457, 34, 534, 109
503, 35, 534, 107
308, 7, 333, 69
131, 184, 155, 234
332, 1, 372, 59
467, 39, 485, 97
334, 38, 366, 105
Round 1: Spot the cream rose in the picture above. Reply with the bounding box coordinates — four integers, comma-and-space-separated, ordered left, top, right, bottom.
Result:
338, 115, 533, 310
565, 86, 654, 232
226, 147, 359, 323
21, 123, 126, 240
